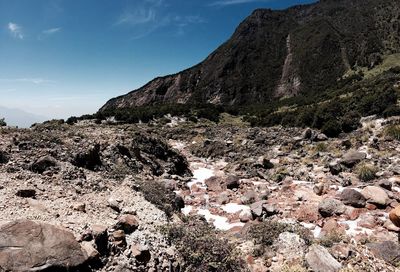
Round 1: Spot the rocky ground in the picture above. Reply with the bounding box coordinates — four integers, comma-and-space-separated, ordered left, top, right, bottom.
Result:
1, 115, 400, 271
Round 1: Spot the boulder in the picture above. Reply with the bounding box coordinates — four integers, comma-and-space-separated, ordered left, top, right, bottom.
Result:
205, 176, 224, 192
0, 150, 10, 164
115, 214, 139, 234
0, 220, 88, 271
339, 188, 366, 208
16, 189, 36, 199
131, 244, 151, 264
305, 244, 342, 272
361, 186, 389, 207
389, 205, 400, 228
318, 198, 346, 217
73, 144, 102, 171
275, 232, 307, 262
30, 155, 58, 174
250, 200, 267, 218
340, 151, 366, 168
367, 241, 400, 265
225, 175, 240, 190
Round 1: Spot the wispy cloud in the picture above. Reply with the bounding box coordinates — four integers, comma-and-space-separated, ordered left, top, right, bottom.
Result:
115, 1, 205, 39
0, 78, 55, 84
209, 0, 271, 7
7, 22, 24, 39
42, 27, 61, 35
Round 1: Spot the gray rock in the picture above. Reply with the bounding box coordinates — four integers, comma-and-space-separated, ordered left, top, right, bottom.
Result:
31, 155, 58, 174
340, 150, 366, 168
318, 198, 346, 217
250, 200, 267, 218
16, 188, 36, 199
275, 232, 307, 262
0, 220, 88, 271
225, 175, 240, 190
340, 188, 366, 208
306, 244, 342, 272
367, 241, 400, 265
361, 186, 389, 207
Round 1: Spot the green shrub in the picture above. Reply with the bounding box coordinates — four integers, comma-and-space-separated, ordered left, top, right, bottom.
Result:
355, 162, 378, 182
321, 119, 342, 137
163, 217, 247, 272
248, 220, 313, 257
0, 118, 6, 127
318, 231, 346, 247
385, 125, 400, 140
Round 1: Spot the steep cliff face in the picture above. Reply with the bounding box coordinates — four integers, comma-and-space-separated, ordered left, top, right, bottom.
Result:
100, 0, 400, 112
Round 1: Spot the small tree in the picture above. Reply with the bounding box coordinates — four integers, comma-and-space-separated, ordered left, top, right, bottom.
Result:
0, 118, 6, 127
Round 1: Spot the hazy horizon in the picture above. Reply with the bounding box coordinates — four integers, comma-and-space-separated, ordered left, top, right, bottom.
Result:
0, 0, 316, 126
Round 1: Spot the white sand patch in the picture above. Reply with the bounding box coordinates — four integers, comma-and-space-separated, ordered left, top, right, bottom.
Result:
292, 180, 313, 185
168, 140, 186, 151
197, 209, 244, 231
181, 205, 193, 216
301, 222, 322, 238
339, 219, 373, 236
222, 203, 250, 214
187, 168, 214, 189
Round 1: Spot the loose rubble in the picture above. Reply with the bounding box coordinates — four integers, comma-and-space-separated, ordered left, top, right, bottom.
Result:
0, 115, 400, 271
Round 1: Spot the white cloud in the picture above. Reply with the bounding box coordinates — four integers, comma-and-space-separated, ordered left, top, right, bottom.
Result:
209, 0, 271, 7
115, 1, 205, 39
0, 78, 55, 84
42, 27, 61, 35
7, 22, 24, 39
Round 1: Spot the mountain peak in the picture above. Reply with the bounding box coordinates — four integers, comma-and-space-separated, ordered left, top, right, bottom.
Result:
100, 0, 400, 112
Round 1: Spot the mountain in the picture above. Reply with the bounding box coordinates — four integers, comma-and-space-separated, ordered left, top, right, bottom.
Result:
0, 106, 47, 128
100, 0, 400, 112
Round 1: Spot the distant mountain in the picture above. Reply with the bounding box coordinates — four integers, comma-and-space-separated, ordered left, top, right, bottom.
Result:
0, 106, 47, 128
100, 0, 400, 112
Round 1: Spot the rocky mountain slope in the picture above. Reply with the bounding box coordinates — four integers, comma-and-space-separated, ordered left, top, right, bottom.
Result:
100, 0, 400, 111
2, 116, 400, 271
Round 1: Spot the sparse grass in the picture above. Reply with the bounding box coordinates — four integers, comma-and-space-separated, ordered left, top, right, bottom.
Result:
134, 179, 182, 217
355, 162, 378, 182
384, 125, 400, 140
248, 220, 313, 257
163, 216, 247, 272
315, 142, 328, 152
280, 264, 308, 272
319, 231, 346, 247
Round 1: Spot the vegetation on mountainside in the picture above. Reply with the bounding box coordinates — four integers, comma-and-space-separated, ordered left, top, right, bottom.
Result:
0, 118, 7, 127
72, 67, 400, 138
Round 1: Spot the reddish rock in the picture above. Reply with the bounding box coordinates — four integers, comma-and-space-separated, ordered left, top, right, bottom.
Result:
389, 205, 400, 228
115, 214, 139, 234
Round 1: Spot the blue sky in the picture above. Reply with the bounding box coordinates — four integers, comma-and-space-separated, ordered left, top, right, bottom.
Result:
0, 0, 316, 121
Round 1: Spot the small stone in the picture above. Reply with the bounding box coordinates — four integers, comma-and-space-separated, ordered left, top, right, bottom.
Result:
81, 241, 100, 260
131, 244, 151, 264
340, 189, 366, 208
389, 205, 400, 228
73, 202, 86, 213
361, 186, 389, 207
306, 244, 342, 272
318, 198, 346, 217
108, 198, 121, 213
115, 214, 139, 234
341, 151, 366, 168
239, 209, 253, 222
226, 175, 240, 190
16, 189, 36, 198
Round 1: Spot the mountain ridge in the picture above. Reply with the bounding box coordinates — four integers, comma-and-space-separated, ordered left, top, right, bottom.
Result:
100, 0, 400, 112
